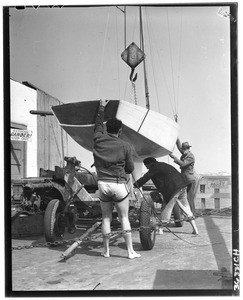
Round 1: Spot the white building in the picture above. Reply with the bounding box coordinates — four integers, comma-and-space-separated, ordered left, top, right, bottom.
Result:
195, 174, 231, 210
10, 79, 68, 179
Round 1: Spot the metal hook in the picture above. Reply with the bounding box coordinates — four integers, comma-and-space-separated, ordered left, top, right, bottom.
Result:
129, 68, 138, 82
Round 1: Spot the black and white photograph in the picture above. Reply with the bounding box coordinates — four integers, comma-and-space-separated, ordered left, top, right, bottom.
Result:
4, 1, 238, 297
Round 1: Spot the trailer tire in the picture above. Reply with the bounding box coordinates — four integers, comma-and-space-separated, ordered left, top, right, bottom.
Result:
44, 199, 65, 244
173, 202, 184, 227
139, 198, 156, 250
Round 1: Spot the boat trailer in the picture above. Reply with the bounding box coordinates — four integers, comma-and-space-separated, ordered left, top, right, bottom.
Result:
12, 157, 181, 257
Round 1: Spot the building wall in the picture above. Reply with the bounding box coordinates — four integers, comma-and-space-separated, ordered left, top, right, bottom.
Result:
195, 175, 231, 210
10, 79, 38, 177
36, 89, 68, 171
10, 79, 69, 178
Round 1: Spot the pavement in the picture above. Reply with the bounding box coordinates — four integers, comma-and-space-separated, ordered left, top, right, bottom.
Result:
9, 211, 233, 296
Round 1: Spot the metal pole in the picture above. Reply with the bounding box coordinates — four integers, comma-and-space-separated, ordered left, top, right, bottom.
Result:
124, 6, 126, 49
60, 127, 65, 167
139, 6, 150, 110
60, 221, 102, 260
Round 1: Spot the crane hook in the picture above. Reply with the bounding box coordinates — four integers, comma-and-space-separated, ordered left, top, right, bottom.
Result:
129, 68, 138, 82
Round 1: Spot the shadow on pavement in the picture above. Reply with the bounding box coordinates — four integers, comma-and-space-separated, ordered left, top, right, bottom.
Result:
152, 269, 232, 294
203, 216, 232, 270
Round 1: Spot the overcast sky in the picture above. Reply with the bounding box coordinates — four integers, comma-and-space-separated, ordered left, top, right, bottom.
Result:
9, 3, 233, 174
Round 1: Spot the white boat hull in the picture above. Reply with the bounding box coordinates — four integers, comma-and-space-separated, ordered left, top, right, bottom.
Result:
52, 100, 179, 161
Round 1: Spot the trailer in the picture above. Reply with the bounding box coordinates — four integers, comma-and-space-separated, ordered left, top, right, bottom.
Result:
11, 155, 184, 256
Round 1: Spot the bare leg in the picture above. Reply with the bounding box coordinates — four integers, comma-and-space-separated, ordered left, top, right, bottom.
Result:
100, 201, 113, 257
115, 198, 141, 259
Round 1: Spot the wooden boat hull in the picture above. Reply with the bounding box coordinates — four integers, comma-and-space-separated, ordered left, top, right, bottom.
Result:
52, 100, 179, 161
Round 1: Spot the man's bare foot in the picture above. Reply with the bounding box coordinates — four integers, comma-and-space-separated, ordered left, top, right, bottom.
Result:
101, 252, 110, 258
128, 252, 141, 259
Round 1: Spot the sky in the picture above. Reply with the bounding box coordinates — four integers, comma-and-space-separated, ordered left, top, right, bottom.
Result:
8, 3, 234, 175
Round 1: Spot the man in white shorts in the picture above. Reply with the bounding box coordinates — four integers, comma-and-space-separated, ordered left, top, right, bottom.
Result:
93, 99, 141, 259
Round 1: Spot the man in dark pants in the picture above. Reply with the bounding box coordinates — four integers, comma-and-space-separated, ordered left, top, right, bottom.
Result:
93, 99, 141, 259
170, 139, 197, 214
133, 157, 198, 235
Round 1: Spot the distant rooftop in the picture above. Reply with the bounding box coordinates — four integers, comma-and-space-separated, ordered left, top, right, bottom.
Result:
200, 172, 231, 177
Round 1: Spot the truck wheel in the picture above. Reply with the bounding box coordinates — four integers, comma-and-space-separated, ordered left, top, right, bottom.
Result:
173, 202, 183, 227
44, 199, 65, 243
139, 198, 156, 250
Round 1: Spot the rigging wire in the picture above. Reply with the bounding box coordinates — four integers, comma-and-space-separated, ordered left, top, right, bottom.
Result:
139, 6, 150, 109
145, 8, 175, 115
115, 7, 121, 99
96, 6, 111, 98
175, 9, 183, 118
166, 8, 177, 117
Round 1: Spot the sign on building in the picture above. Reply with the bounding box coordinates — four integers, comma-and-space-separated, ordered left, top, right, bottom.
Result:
11, 129, 33, 142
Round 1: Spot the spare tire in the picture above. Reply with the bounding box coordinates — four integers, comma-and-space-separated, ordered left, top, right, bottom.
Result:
139, 198, 156, 250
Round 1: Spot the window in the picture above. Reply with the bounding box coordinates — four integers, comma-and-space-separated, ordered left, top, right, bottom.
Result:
200, 184, 205, 193
214, 188, 220, 193
215, 198, 220, 210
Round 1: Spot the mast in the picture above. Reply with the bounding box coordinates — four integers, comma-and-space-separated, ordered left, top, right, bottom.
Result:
139, 6, 150, 110
124, 6, 126, 49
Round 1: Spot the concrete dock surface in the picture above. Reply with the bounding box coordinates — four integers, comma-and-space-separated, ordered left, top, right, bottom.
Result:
9, 211, 234, 296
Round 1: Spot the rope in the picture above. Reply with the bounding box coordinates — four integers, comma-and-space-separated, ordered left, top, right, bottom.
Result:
164, 226, 232, 247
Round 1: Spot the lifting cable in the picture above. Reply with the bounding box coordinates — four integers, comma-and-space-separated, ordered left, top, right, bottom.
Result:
130, 81, 138, 105
123, 8, 140, 104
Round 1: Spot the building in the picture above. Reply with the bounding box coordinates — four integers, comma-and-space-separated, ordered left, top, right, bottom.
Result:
10, 79, 69, 179
142, 174, 231, 211
194, 174, 231, 210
